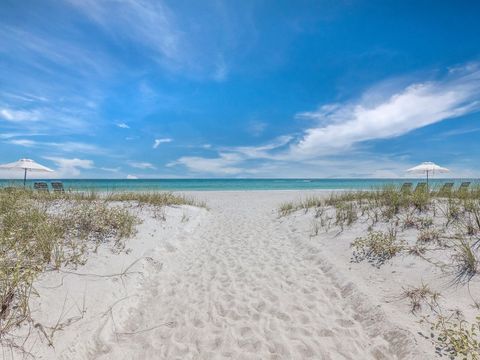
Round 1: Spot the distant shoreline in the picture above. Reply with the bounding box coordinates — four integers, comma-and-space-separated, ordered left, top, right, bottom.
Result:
0, 178, 478, 192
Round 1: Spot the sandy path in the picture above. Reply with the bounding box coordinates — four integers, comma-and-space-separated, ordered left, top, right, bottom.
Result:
73, 192, 426, 359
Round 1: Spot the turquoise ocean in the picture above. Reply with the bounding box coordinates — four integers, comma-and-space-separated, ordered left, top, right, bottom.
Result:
0, 178, 478, 192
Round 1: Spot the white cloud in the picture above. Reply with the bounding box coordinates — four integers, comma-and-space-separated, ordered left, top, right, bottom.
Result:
0, 108, 41, 122
43, 157, 94, 177
6, 139, 102, 154
65, 0, 239, 80
8, 139, 36, 147
128, 161, 156, 170
126, 174, 139, 179
288, 66, 480, 160
436, 127, 480, 139
153, 138, 173, 149
100, 167, 120, 172
230, 135, 292, 158
0, 104, 92, 134
116, 122, 130, 129
169, 136, 292, 175
170, 153, 244, 175
170, 64, 480, 176
67, 0, 181, 68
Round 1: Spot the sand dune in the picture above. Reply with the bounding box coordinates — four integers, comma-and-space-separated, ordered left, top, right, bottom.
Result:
7, 191, 433, 359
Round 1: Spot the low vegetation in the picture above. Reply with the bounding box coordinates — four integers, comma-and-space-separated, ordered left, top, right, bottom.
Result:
351, 229, 404, 267
422, 313, 480, 359
0, 187, 204, 342
400, 283, 440, 314
280, 183, 480, 358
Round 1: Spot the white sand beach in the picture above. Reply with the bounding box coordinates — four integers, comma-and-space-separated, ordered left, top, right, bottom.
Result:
6, 190, 479, 359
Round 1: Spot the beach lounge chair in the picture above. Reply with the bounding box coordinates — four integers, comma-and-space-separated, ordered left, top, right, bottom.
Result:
33, 182, 49, 192
458, 182, 471, 193
51, 181, 65, 193
399, 182, 413, 192
438, 182, 454, 196
414, 182, 427, 193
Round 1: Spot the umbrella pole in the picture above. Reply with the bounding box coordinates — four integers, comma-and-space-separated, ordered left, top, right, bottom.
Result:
23, 168, 27, 187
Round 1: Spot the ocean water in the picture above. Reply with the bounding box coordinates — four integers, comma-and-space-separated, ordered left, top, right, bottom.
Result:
0, 178, 477, 192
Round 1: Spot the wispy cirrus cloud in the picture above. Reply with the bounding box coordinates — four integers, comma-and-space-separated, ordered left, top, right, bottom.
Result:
170, 153, 244, 175
6, 138, 103, 154
67, 0, 182, 70
0, 108, 42, 122
65, 0, 240, 80
128, 161, 156, 170
0, 103, 96, 135
153, 138, 173, 149
116, 122, 130, 129
169, 136, 291, 175
171, 64, 480, 176
289, 65, 480, 160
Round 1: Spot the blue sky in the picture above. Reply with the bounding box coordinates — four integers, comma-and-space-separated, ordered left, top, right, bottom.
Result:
1, 0, 480, 178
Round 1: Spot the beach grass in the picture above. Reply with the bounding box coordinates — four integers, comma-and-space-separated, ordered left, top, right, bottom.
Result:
280, 184, 480, 358
0, 187, 205, 340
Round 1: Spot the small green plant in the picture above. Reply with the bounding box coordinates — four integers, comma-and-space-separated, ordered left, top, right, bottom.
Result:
422, 313, 480, 359
418, 217, 434, 229
417, 229, 441, 244
400, 283, 440, 314
402, 212, 418, 229
351, 230, 404, 267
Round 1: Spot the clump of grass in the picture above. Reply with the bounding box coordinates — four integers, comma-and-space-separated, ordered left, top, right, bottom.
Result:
105, 191, 206, 208
412, 189, 430, 212
334, 202, 357, 229
299, 196, 323, 213
451, 240, 479, 284
0, 188, 205, 340
62, 202, 138, 251
351, 229, 404, 267
400, 283, 440, 314
422, 313, 480, 359
402, 212, 418, 230
417, 229, 441, 244
278, 202, 294, 217
418, 217, 434, 229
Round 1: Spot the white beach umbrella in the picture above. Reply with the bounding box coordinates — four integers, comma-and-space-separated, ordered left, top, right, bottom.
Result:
0, 158, 54, 186
407, 161, 450, 187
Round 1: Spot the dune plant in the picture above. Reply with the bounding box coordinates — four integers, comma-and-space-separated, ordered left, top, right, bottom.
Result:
423, 313, 480, 359
278, 202, 294, 217
452, 240, 478, 285
417, 229, 441, 245
401, 283, 440, 314
351, 229, 404, 267
0, 187, 204, 340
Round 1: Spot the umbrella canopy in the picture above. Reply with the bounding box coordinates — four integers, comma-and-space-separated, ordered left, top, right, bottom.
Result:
406, 161, 449, 186
0, 158, 54, 186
